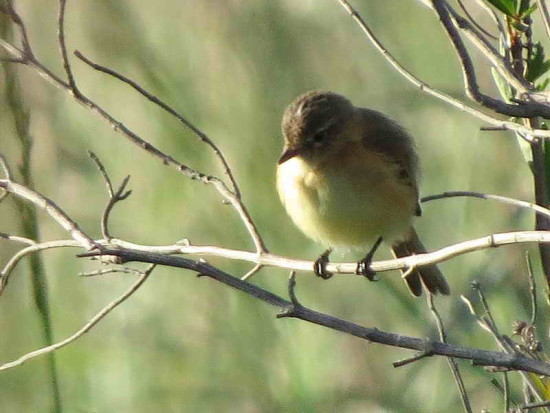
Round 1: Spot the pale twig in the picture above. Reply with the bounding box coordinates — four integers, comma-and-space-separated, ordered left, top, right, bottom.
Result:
4, 130, 550, 290
241, 263, 263, 281
104, 231, 550, 275
334, 0, 550, 140
77, 246, 550, 377
0, 180, 97, 251
0, 265, 155, 371
0, 240, 82, 294
428, 294, 472, 413
422, 191, 550, 220
0, 153, 12, 202
74, 51, 241, 200
79, 267, 143, 277
0, 232, 36, 245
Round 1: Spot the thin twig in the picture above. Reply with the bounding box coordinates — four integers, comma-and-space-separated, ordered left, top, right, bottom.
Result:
79, 267, 143, 277
428, 293, 473, 413
88, 151, 132, 240
101, 175, 131, 240
0, 0, 33, 59
75, 246, 550, 377
0, 179, 98, 250
0, 232, 36, 245
525, 252, 538, 325
88, 151, 114, 196
456, 0, 497, 40
474, 0, 506, 41
445, 3, 531, 94
74, 50, 242, 200
0, 240, 82, 294
0, 28, 267, 253
421, 191, 550, 220
0, 265, 155, 371
429, 0, 548, 118
467, 283, 548, 404
0, 153, 12, 202
334, 0, 550, 140
521, 399, 550, 411
57, 0, 78, 94
241, 262, 263, 280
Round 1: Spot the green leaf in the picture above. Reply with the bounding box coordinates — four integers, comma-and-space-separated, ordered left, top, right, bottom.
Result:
491, 67, 514, 103
538, 77, 550, 91
526, 42, 550, 83
519, 3, 538, 18
484, 0, 518, 16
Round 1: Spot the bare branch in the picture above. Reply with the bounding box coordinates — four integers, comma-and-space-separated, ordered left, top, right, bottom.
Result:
88, 151, 114, 196
421, 191, 550, 220
87, 151, 132, 240
0, 29, 266, 253
335, 0, 550, 140
76, 246, 550, 377
0, 153, 12, 203
0, 232, 36, 245
74, 51, 242, 200
0, 265, 154, 371
241, 263, 263, 280
57, 0, 78, 94
429, 0, 550, 118
0, 240, 81, 294
0, 180, 97, 250
445, 4, 531, 95
456, 0, 497, 41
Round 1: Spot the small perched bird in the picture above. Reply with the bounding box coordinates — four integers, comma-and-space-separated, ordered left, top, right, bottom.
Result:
276, 91, 449, 296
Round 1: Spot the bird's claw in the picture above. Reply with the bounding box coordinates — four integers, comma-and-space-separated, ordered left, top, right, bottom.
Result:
314, 249, 333, 279
356, 236, 383, 281
356, 257, 378, 281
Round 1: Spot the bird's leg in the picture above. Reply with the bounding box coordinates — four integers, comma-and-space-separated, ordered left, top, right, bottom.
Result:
314, 248, 333, 279
356, 236, 383, 281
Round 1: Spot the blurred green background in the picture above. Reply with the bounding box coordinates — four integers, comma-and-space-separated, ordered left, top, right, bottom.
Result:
0, 0, 546, 411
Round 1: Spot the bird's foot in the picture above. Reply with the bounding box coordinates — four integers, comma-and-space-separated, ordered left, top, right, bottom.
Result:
314, 249, 333, 279
355, 236, 383, 282
356, 256, 378, 281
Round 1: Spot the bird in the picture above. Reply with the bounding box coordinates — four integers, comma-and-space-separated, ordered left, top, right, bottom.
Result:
276, 90, 449, 296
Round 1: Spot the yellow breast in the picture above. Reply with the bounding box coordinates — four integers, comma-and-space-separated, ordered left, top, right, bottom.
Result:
276, 141, 417, 248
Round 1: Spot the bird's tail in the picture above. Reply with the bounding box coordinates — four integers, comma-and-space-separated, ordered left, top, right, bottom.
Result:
391, 228, 450, 296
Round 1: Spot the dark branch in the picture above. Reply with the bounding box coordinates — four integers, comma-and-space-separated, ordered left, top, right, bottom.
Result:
78, 247, 550, 377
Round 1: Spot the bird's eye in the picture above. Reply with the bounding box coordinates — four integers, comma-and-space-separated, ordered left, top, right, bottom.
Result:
312, 130, 328, 143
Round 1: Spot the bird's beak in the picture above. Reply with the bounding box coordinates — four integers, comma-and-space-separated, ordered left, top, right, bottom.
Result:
277, 147, 301, 164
